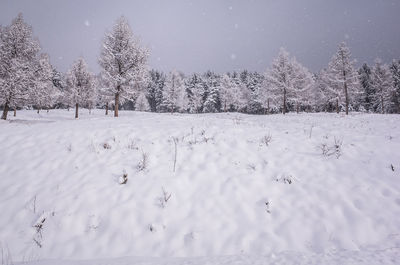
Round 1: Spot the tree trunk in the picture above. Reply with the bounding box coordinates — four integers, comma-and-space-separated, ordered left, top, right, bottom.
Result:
13, 108, 16, 117
344, 81, 349, 115
296, 103, 299, 114
283, 89, 286, 115
47, 108, 49, 113
1, 101, 9, 120
381, 91, 384, 114
336, 98, 339, 114
114, 93, 119, 117
75, 103, 79, 119
37, 108, 40, 114
105, 102, 109, 115
267, 98, 270, 115
224, 102, 227, 112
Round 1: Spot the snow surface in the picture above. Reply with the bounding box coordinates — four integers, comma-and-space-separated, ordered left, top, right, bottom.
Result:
0, 110, 400, 264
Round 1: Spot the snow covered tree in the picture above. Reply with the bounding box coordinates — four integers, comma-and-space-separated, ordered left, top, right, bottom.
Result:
65, 58, 95, 119
185, 73, 204, 113
371, 59, 395, 114
312, 69, 332, 112
99, 16, 149, 117
326, 42, 360, 114
52, 68, 66, 109
135, 92, 150, 111
162, 70, 187, 113
202, 71, 221, 113
358, 63, 375, 112
290, 60, 314, 113
0, 13, 40, 120
146, 70, 165, 112
219, 74, 238, 112
264, 48, 313, 114
97, 73, 115, 115
30, 53, 59, 113
390, 60, 400, 113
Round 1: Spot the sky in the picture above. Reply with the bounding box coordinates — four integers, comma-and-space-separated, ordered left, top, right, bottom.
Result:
0, 0, 399, 74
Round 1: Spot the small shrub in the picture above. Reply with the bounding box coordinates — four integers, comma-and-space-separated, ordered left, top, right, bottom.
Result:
137, 151, 148, 171
127, 139, 138, 150
318, 137, 342, 159
261, 133, 272, 146
103, 142, 112, 149
276, 175, 293, 184
158, 187, 172, 208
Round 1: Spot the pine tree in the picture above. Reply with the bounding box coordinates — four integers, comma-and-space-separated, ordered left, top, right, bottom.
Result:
186, 73, 204, 113
326, 42, 360, 114
65, 58, 95, 119
389, 60, 400, 113
0, 13, 40, 120
358, 63, 375, 112
202, 71, 221, 113
146, 70, 165, 112
162, 70, 187, 113
99, 16, 149, 117
371, 59, 395, 114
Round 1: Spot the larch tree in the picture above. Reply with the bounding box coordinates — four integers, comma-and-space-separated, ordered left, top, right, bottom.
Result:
31, 53, 58, 113
65, 58, 95, 119
0, 13, 40, 120
264, 48, 313, 114
371, 59, 394, 114
290, 59, 314, 113
326, 42, 360, 115
99, 16, 149, 117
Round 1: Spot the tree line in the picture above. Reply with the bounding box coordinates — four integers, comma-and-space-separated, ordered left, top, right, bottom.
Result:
1, 14, 399, 120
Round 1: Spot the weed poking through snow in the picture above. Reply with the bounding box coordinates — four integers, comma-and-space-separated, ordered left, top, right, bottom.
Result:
119, 170, 128, 185
103, 142, 112, 149
319, 137, 343, 159
260, 133, 272, 147
137, 150, 148, 171
157, 187, 172, 208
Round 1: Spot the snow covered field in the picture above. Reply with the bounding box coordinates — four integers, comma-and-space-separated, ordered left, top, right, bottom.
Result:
0, 110, 399, 264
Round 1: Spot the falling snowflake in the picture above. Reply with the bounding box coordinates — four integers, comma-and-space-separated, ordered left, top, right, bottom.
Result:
84, 20, 90, 27
230, 54, 237, 60
234, 23, 239, 29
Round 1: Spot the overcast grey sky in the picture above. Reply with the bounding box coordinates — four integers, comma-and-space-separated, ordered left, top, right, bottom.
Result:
1, 0, 399, 74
